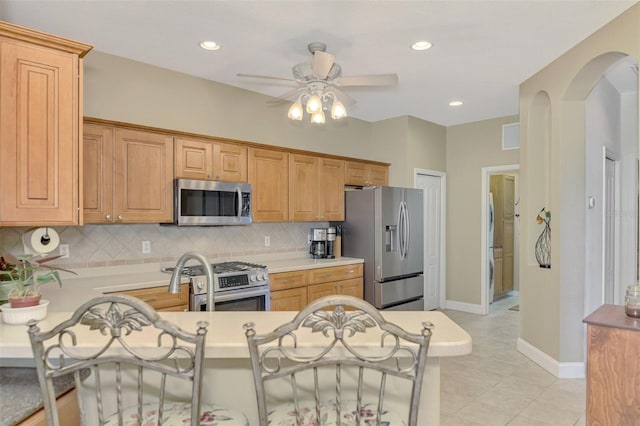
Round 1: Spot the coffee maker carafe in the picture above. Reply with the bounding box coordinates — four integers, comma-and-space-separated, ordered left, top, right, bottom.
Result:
309, 228, 327, 259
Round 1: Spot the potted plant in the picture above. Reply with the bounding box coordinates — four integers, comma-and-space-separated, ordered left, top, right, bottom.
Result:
0, 253, 74, 308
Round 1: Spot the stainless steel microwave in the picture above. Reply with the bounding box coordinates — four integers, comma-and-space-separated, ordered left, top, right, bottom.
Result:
173, 179, 252, 226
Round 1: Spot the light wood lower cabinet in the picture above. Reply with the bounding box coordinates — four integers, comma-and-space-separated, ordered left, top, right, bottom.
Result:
583, 305, 640, 425
18, 388, 80, 426
270, 287, 308, 311
106, 283, 190, 312
270, 264, 363, 311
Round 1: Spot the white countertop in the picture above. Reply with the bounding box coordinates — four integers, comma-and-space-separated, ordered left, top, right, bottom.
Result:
0, 309, 471, 361
33, 255, 364, 311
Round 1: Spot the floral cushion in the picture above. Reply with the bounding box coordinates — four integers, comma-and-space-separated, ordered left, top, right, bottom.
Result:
267, 400, 406, 425
104, 402, 248, 425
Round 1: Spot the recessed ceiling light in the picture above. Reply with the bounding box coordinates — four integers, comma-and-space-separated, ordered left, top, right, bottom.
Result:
199, 41, 221, 51
449, 100, 463, 107
411, 40, 432, 51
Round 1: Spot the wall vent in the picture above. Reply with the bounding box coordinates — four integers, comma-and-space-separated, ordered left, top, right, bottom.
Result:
502, 123, 520, 150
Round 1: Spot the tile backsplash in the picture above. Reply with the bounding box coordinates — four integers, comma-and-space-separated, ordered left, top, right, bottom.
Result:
0, 222, 327, 268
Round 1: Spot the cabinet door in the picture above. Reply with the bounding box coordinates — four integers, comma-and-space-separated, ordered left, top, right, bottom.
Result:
308, 264, 363, 284
308, 282, 336, 303
175, 137, 213, 180
271, 287, 308, 311
289, 154, 318, 222
345, 161, 368, 186
0, 38, 80, 225
214, 142, 247, 182
270, 270, 308, 291
83, 124, 114, 223
248, 148, 288, 222
107, 284, 189, 311
368, 164, 389, 186
114, 129, 174, 223
336, 278, 364, 299
318, 158, 345, 221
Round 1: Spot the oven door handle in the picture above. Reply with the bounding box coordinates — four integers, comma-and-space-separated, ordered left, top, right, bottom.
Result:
213, 287, 270, 303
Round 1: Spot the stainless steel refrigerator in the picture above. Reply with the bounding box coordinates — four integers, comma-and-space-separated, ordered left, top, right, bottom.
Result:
342, 186, 424, 310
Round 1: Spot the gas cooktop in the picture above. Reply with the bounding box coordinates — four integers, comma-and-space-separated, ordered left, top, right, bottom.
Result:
163, 261, 268, 277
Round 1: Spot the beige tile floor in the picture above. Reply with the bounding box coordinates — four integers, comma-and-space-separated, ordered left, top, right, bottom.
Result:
440, 295, 586, 426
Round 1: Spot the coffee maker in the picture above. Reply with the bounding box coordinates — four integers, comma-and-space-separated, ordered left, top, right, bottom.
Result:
326, 227, 336, 259
309, 228, 327, 259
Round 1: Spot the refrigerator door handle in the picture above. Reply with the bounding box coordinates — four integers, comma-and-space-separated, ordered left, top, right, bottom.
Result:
399, 202, 406, 259
403, 201, 410, 258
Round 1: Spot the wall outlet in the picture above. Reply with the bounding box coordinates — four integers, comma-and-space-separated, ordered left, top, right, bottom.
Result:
264, 236, 271, 247
142, 240, 151, 254
59, 244, 70, 259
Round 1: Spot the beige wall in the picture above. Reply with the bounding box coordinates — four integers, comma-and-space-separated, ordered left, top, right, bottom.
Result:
371, 116, 447, 187
446, 116, 519, 304
519, 4, 640, 363
84, 51, 373, 160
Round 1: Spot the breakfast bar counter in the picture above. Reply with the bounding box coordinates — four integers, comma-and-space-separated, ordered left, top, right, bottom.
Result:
0, 309, 471, 425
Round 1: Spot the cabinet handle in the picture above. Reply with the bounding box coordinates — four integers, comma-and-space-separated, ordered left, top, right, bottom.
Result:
105, 214, 111, 220
117, 215, 123, 220
216, 175, 221, 180
142, 298, 157, 303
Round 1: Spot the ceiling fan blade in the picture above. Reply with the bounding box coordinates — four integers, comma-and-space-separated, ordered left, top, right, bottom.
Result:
266, 87, 305, 104
330, 87, 357, 106
312, 51, 335, 79
237, 73, 296, 83
334, 73, 398, 87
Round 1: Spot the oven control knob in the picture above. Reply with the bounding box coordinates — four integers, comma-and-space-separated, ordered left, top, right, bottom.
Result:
196, 280, 205, 290
250, 275, 257, 282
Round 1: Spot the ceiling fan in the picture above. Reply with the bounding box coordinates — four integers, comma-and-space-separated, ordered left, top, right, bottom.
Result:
237, 42, 398, 122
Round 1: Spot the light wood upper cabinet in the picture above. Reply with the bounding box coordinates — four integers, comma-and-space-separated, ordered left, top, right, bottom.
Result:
214, 142, 247, 182
174, 138, 212, 180
83, 124, 174, 223
0, 22, 92, 226
83, 124, 114, 223
289, 154, 345, 222
345, 161, 388, 187
175, 137, 247, 182
114, 128, 174, 223
248, 148, 288, 222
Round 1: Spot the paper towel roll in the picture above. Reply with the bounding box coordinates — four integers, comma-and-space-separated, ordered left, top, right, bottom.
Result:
22, 227, 60, 255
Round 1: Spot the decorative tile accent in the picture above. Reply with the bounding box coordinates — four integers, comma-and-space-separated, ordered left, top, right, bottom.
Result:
0, 222, 328, 269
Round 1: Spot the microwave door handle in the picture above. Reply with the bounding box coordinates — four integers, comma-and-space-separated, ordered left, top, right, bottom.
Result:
236, 187, 242, 218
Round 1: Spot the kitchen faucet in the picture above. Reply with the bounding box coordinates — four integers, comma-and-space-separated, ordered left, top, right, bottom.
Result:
168, 251, 215, 311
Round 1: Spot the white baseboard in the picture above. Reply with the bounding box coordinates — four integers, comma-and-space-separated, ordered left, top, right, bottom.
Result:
517, 338, 585, 379
445, 300, 484, 315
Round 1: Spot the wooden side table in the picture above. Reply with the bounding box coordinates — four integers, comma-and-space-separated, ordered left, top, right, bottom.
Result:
583, 304, 640, 425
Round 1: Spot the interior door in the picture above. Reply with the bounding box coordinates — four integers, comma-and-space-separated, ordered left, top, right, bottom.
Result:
416, 174, 441, 310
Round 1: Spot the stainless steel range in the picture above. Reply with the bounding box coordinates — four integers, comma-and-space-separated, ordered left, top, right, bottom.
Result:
164, 261, 270, 311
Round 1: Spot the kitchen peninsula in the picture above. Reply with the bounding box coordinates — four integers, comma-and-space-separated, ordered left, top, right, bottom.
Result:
0, 255, 471, 425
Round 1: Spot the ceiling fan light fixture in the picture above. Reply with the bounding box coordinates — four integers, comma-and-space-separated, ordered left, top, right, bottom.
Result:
310, 110, 326, 124
199, 40, 221, 51
331, 99, 347, 120
288, 101, 304, 120
306, 95, 323, 113
449, 100, 463, 107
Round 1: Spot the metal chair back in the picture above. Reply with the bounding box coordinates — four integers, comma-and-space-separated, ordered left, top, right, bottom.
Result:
244, 295, 433, 426
28, 295, 208, 426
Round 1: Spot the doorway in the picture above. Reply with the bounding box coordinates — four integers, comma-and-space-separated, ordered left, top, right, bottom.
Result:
414, 169, 446, 310
481, 165, 520, 314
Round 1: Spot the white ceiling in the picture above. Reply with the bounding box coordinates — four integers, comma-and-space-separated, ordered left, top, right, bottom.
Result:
1, 0, 636, 126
